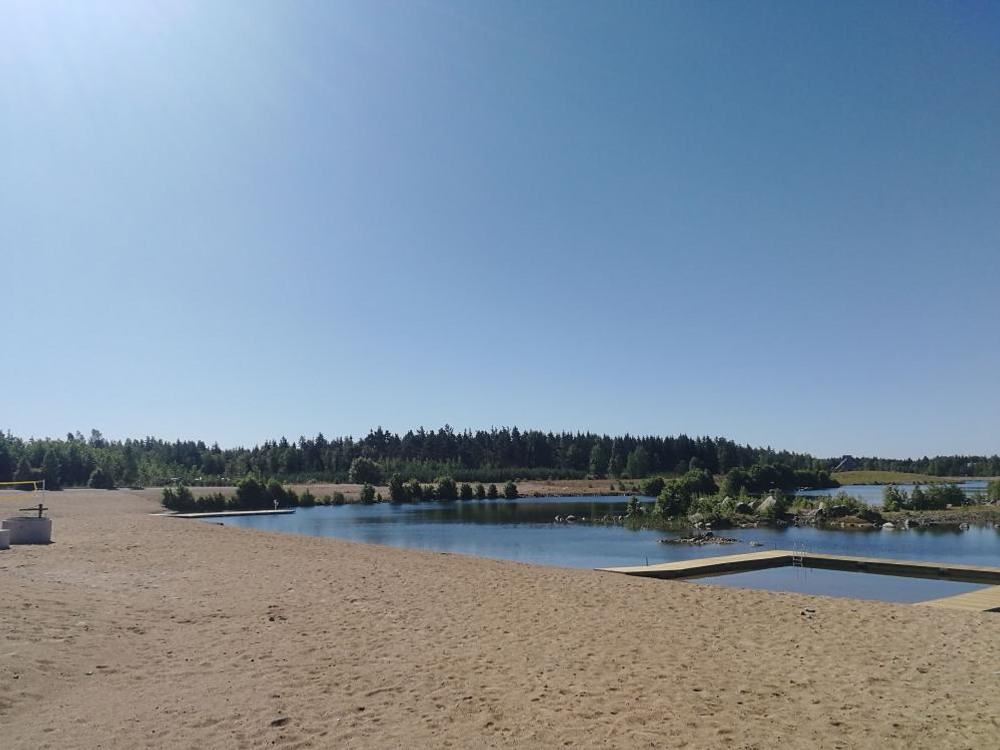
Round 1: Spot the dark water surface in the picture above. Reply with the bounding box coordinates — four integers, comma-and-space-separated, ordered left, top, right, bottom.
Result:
208, 496, 1000, 573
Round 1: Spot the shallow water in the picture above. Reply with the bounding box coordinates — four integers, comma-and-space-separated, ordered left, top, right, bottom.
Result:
208, 496, 1000, 571
689, 567, 989, 604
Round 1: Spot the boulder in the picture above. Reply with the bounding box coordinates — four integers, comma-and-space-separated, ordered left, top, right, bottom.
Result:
829, 505, 852, 518
734, 502, 754, 515
756, 496, 778, 515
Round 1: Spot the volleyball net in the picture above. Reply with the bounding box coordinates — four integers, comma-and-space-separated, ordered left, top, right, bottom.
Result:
0, 479, 46, 501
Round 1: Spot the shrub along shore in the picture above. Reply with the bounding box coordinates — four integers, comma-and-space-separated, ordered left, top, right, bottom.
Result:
161, 475, 520, 513
606, 473, 1000, 533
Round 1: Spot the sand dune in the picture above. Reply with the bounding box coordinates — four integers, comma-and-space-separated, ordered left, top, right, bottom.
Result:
2, 489, 999, 749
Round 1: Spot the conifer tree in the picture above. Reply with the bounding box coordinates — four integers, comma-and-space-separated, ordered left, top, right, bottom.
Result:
13, 456, 33, 487
41, 449, 62, 490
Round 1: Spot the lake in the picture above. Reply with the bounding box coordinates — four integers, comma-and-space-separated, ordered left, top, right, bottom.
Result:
206, 495, 1000, 573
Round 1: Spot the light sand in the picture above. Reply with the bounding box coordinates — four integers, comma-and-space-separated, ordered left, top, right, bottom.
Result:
2, 490, 999, 749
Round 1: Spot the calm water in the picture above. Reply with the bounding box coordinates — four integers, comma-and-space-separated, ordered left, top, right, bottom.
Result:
796, 480, 989, 506
208, 495, 1000, 572
691, 567, 988, 604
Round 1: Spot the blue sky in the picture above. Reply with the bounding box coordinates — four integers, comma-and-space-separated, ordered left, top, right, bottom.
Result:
2, 1, 998, 458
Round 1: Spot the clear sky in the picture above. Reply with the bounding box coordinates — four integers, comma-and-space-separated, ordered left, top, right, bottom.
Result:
2, 1, 998, 458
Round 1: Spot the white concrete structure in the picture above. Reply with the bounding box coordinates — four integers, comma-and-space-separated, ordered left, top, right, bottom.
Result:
1, 516, 53, 544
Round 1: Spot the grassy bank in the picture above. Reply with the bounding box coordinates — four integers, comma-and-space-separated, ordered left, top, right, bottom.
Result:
831, 470, 974, 485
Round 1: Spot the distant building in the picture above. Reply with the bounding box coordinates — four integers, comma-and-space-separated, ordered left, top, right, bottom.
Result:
833, 456, 859, 472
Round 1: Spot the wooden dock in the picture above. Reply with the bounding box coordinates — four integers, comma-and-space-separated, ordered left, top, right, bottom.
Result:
164, 509, 297, 519
796, 551, 1000, 585
919, 588, 1000, 612
599, 549, 1000, 612
598, 549, 790, 579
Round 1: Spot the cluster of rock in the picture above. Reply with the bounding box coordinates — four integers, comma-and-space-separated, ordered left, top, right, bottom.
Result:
660, 530, 738, 546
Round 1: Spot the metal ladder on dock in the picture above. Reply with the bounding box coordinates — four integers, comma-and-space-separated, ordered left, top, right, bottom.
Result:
791, 544, 806, 568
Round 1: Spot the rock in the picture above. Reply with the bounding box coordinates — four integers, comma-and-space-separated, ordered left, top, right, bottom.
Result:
829, 505, 852, 518
734, 502, 754, 515
756, 496, 777, 515
881, 522, 895, 530
661, 534, 738, 546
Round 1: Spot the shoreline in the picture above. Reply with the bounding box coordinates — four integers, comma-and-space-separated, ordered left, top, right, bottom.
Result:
3, 490, 1000, 748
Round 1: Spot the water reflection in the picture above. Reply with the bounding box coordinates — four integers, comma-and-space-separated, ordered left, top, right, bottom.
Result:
207, 496, 1000, 571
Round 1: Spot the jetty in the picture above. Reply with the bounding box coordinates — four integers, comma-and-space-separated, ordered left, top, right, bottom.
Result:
162, 509, 297, 519
599, 550, 1000, 612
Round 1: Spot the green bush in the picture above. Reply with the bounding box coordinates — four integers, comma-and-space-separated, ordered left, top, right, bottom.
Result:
882, 485, 907, 511
487, 483, 499, 500
162, 484, 196, 512
360, 483, 376, 504
989, 480, 1000, 504
459, 482, 474, 500
881, 484, 968, 512
503, 480, 518, 499
652, 470, 717, 518
87, 467, 115, 490
474, 482, 486, 500
686, 494, 738, 524
436, 476, 458, 501
640, 476, 665, 497
405, 478, 424, 502
235, 476, 269, 508
348, 457, 382, 484
388, 474, 409, 503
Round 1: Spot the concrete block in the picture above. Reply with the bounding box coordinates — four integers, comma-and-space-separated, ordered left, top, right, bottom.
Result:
1, 516, 53, 544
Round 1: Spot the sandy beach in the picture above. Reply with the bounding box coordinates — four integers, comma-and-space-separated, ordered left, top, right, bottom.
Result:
2, 490, 999, 749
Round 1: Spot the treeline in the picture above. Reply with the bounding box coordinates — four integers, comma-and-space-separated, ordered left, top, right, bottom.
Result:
1, 426, 997, 490
851, 454, 1000, 477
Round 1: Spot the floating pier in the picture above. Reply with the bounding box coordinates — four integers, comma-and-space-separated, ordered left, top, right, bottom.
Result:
164, 509, 297, 519
598, 549, 790, 579
919, 588, 1000, 612
598, 550, 1000, 612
